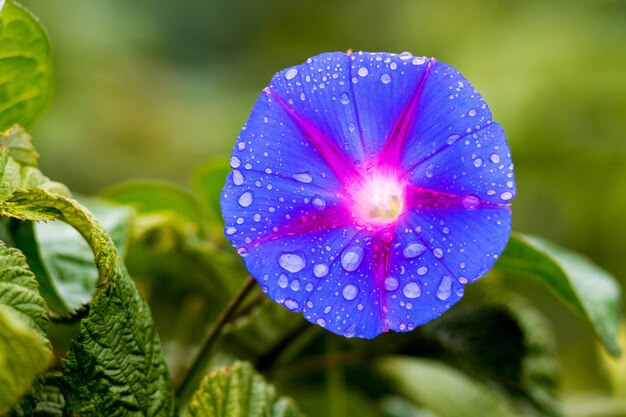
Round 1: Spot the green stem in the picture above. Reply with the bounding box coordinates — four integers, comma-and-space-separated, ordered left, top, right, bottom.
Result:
175, 275, 256, 409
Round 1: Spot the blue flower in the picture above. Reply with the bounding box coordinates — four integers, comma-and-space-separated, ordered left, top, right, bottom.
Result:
221, 51, 515, 338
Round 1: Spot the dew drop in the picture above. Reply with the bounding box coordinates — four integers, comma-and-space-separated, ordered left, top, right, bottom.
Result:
342, 284, 359, 300
225, 226, 237, 236
340, 92, 350, 104
399, 51, 412, 60
316, 317, 327, 327
324, 305, 332, 314
343, 324, 356, 338
341, 246, 363, 272
278, 274, 289, 288
230, 156, 241, 168
436, 276, 453, 300
284, 68, 298, 80
312, 196, 326, 210
384, 276, 399, 291
313, 263, 329, 278
417, 266, 428, 275
500, 191, 513, 201
290, 279, 301, 291
403, 242, 426, 259
232, 170, 244, 186
403, 281, 421, 299
468, 109, 477, 117
462, 195, 480, 210
283, 298, 300, 311
473, 158, 483, 168
433, 248, 444, 259
490, 153, 500, 163
413, 56, 426, 65
238, 191, 253, 207
380, 73, 391, 84
253, 213, 261, 222
299, 92, 306, 101
358, 67, 369, 77
237, 142, 246, 150
278, 252, 306, 273
292, 172, 313, 183
447, 134, 460, 145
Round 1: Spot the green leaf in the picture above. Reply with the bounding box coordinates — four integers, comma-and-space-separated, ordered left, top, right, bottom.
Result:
61, 265, 175, 417
0, 0, 54, 131
497, 233, 622, 356
0, 127, 69, 199
0, 306, 52, 415
11, 374, 66, 417
187, 361, 303, 417
13, 196, 133, 313
191, 159, 229, 230
377, 357, 523, 417
0, 241, 48, 338
100, 181, 203, 226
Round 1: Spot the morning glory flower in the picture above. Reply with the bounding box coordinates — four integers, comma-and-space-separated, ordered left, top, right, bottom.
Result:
221, 51, 515, 338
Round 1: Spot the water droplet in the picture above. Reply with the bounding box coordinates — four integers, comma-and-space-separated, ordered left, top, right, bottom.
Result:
343, 324, 357, 338
403, 281, 421, 299
238, 191, 253, 207
462, 195, 480, 210
292, 172, 313, 183
390, 62, 398, 70
285, 68, 298, 80
447, 134, 460, 145
312, 196, 326, 210
399, 52, 412, 60
225, 227, 237, 235
232, 170, 244, 186
314, 263, 329, 278
358, 67, 369, 77
341, 246, 363, 272
230, 156, 241, 168
403, 242, 426, 259
384, 277, 399, 291
316, 317, 327, 327
324, 305, 332, 314
278, 274, 288, 288
342, 284, 359, 300
278, 252, 306, 273
381, 230, 393, 243
237, 142, 246, 150
500, 191, 513, 201
253, 213, 261, 222
417, 266, 428, 275
433, 248, 444, 259
284, 298, 300, 311
380, 73, 391, 84
290, 279, 301, 291
340, 92, 350, 104
300, 92, 306, 101
490, 153, 500, 163
412, 56, 426, 65
458, 276, 469, 284
473, 158, 483, 168
468, 109, 477, 117
436, 276, 453, 300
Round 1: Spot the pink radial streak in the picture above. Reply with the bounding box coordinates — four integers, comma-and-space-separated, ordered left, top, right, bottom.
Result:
404, 185, 510, 210
376, 58, 435, 172
263, 87, 364, 188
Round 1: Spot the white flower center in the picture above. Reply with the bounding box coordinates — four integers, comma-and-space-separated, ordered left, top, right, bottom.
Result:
351, 174, 405, 225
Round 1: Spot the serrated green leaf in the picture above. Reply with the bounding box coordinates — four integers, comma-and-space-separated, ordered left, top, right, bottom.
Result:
377, 357, 523, 417
0, 0, 54, 131
188, 361, 303, 417
100, 181, 203, 226
191, 159, 229, 230
13, 196, 133, 313
0, 241, 48, 338
0, 306, 52, 415
497, 233, 622, 356
11, 374, 66, 417
0, 125, 39, 167
61, 265, 174, 417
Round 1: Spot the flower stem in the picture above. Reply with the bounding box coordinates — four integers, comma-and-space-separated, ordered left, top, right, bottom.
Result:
175, 275, 257, 408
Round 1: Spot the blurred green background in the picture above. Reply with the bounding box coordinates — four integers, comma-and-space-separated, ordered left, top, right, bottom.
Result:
20, 0, 626, 402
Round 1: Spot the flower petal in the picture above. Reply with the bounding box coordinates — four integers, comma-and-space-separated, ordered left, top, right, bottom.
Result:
406, 122, 516, 204
383, 206, 512, 331
237, 226, 387, 338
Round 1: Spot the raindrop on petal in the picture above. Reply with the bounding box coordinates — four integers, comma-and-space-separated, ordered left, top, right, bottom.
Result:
292, 172, 313, 183
403, 242, 426, 259
380, 73, 391, 84
285, 68, 298, 80
358, 67, 369, 77
284, 298, 300, 311
462, 195, 480, 210
384, 276, 399, 291
312, 195, 326, 210
340, 93, 350, 104
403, 281, 421, 299
278, 252, 306, 273
314, 263, 329, 278
341, 246, 363, 272
238, 191, 253, 207
500, 191, 513, 201
436, 276, 453, 300
342, 284, 359, 301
